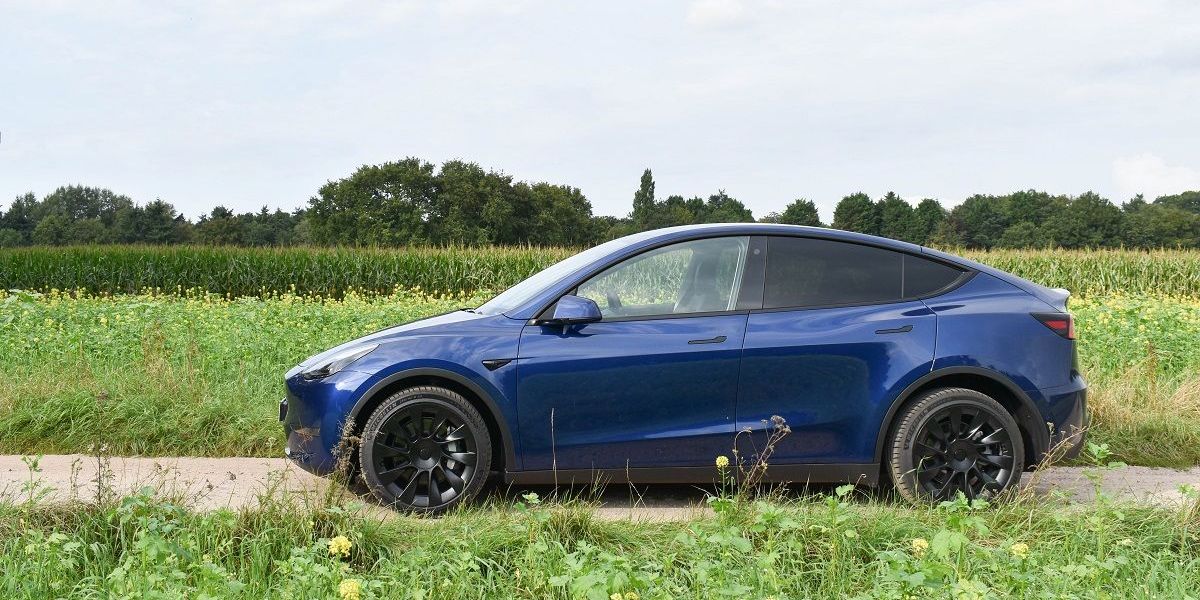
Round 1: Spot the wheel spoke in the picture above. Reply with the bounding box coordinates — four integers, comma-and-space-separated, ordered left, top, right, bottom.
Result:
979, 430, 1007, 445
978, 453, 1014, 469
397, 472, 420, 503
376, 460, 413, 483
440, 464, 465, 494
963, 410, 988, 438
915, 441, 945, 458
932, 471, 957, 499
918, 463, 947, 484
427, 469, 442, 503
963, 472, 977, 500
949, 407, 963, 435
972, 466, 1000, 490
373, 440, 406, 459
446, 451, 476, 466
443, 423, 468, 442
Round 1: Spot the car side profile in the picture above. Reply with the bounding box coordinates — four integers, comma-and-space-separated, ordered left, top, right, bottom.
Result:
281, 224, 1087, 512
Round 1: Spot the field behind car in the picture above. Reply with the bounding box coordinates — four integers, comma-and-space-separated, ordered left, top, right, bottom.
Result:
2, 246, 1200, 598
1, 246, 1199, 466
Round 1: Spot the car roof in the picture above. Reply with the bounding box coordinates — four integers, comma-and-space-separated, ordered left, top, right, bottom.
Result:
626, 223, 925, 253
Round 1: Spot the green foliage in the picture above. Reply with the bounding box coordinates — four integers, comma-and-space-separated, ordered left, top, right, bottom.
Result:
3, 485, 1200, 598
7, 169, 1200, 249
831, 192, 878, 235
777, 198, 823, 226
0, 288, 1197, 464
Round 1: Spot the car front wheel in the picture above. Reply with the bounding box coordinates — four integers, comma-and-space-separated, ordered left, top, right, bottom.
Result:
887, 387, 1024, 503
359, 385, 492, 514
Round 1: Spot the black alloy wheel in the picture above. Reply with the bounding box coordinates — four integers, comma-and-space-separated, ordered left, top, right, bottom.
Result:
360, 386, 492, 513
888, 387, 1025, 503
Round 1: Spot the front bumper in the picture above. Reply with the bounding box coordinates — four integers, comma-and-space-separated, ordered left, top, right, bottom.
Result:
280, 368, 373, 476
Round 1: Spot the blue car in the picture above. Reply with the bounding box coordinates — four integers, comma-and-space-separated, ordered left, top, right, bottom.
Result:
282, 224, 1087, 512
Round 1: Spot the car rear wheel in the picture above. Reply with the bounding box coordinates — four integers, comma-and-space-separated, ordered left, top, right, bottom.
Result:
888, 387, 1024, 503
359, 386, 492, 514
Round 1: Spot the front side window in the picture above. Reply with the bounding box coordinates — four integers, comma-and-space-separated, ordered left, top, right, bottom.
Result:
577, 236, 749, 319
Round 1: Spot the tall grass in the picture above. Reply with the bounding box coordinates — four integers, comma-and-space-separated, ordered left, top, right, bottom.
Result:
4, 245, 1200, 298
2, 479, 1199, 598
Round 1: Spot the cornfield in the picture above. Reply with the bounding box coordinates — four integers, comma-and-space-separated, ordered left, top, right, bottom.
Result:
2, 245, 1199, 298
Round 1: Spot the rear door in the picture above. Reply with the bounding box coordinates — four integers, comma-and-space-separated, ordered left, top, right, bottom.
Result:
736, 237, 964, 465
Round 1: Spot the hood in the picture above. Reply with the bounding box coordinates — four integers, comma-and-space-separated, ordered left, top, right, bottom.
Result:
292, 309, 489, 372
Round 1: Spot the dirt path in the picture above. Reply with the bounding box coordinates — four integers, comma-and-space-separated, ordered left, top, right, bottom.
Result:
2, 455, 1198, 521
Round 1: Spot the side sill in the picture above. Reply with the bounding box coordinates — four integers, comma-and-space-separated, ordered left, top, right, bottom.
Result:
504, 464, 880, 486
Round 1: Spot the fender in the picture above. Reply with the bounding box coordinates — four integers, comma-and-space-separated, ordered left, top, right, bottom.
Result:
348, 366, 519, 470
872, 366, 1050, 465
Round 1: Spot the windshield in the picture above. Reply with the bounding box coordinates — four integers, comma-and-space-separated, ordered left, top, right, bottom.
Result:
477, 234, 654, 316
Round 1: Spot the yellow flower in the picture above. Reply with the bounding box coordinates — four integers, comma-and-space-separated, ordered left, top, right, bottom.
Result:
339, 578, 362, 600
328, 535, 353, 558
911, 537, 929, 557
1009, 542, 1029, 559
625, 593, 640, 600
611, 594, 623, 600
715, 455, 730, 468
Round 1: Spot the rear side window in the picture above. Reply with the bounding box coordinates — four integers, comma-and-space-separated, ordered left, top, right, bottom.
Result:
903, 254, 964, 297
763, 237, 964, 309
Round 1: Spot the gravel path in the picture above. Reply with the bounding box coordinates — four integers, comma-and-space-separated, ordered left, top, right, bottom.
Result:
2, 455, 1198, 521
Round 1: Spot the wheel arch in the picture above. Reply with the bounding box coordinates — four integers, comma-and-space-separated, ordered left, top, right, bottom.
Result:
348, 367, 517, 472
874, 366, 1050, 471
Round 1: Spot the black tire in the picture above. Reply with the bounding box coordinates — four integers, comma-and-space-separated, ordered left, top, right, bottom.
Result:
887, 387, 1024, 503
359, 386, 492, 514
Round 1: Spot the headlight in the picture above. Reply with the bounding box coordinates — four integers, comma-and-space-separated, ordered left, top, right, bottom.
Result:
300, 344, 378, 380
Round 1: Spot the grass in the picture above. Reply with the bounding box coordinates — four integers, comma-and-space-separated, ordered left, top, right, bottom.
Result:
4, 245, 1200, 298
1, 289, 1198, 466
2, 475, 1199, 598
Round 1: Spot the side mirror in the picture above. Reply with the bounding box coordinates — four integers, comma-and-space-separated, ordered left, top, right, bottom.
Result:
546, 295, 602, 325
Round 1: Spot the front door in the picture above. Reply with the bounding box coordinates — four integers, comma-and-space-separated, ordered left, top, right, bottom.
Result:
516, 235, 753, 472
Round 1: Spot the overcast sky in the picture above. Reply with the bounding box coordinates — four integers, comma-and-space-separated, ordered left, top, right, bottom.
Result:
2, 0, 1199, 221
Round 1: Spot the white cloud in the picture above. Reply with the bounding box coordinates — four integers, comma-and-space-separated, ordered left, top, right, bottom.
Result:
686, 0, 749, 29
1113, 153, 1200, 200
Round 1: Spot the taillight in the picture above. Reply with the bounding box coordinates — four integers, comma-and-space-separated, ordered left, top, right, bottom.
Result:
1032, 312, 1075, 339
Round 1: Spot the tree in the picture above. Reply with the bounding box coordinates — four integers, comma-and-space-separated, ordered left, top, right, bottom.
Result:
942, 195, 1010, 249
1155, 190, 1200, 214
0, 193, 37, 243
194, 206, 247, 245
831, 193, 878, 235
1042, 192, 1123, 248
1123, 202, 1200, 248
307, 158, 439, 245
997, 222, 1050, 248
31, 213, 69, 245
700, 190, 754, 223
911, 199, 946, 245
877, 192, 915, 241
778, 198, 822, 226
631, 169, 656, 229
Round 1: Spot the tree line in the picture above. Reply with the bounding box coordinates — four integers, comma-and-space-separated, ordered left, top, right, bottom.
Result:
2, 158, 1199, 249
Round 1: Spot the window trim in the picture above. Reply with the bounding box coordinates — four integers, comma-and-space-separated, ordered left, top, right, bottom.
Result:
531, 233, 756, 324
754, 235, 974, 313
530, 232, 975, 324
